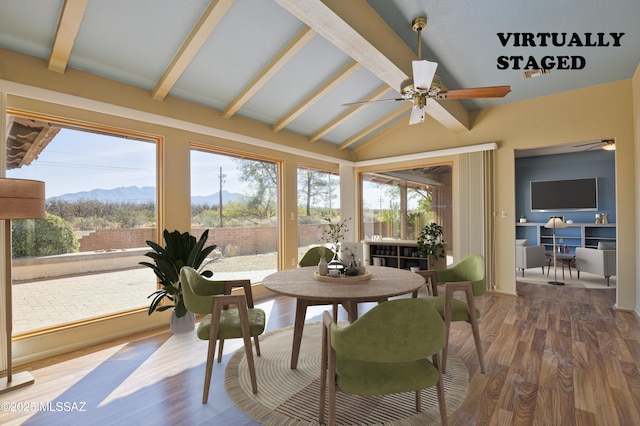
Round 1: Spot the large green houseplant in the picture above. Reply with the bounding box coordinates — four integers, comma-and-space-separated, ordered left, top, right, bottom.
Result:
140, 229, 216, 318
416, 222, 446, 269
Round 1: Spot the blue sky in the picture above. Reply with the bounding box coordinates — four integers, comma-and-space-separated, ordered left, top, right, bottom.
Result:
7, 128, 244, 197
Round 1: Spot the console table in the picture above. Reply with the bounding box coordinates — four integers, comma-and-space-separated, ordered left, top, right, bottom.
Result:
516, 223, 616, 253
362, 239, 425, 270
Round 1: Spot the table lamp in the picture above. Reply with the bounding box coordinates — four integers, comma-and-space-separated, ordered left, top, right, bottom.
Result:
0, 178, 46, 394
544, 216, 567, 286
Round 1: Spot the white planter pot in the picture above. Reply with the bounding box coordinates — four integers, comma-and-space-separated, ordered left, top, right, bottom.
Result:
170, 310, 195, 334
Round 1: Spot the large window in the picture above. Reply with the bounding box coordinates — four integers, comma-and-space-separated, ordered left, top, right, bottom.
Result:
190, 147, 279, 282
6, 114, 158, 334
361, 165, 452, 247
296, 167, 340, 263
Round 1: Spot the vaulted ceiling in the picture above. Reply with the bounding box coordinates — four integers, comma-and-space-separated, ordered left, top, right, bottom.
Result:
1, 0, 639, 151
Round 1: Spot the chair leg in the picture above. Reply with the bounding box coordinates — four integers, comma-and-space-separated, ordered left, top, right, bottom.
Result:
203, 303, 223, 404
217, 339, 224, 362
253, 335, 261, 356
323, 311, 337, 426
202, 338, 218, 404
434, 353, 448, 426
442, 290, 453, 373
328, 363, 336, 426
465, 288, 486, 374
319, 312, 330, 425
236, 299, 258, 394
415, 389, 421, 412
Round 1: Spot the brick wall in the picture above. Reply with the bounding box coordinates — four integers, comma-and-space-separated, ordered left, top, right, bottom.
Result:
78, 224, 327, 255
77, 228, 156, 252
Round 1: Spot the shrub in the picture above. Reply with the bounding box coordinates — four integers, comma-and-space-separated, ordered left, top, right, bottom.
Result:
12, 213, 79, 258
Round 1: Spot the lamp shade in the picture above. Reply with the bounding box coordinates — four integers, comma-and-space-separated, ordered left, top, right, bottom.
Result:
0, 178, 46, 220
544, 217, 567, 229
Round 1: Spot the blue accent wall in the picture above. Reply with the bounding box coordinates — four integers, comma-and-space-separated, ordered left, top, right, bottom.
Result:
515, 150, 616, 224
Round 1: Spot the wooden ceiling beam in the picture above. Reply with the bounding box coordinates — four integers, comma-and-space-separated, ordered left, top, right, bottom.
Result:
309, 85, 393, 143
223, 27, 316, 119
48, 0, 89, 73
273, 0, 470, 133
338, 103, 412, 150
272, 61, 360, 133
152, 0, 234, 101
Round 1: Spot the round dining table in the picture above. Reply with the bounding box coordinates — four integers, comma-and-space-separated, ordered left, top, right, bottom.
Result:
262, 266, 426, 369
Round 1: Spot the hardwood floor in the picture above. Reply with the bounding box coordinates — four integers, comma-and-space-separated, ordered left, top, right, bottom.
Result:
1, 282, 639, 425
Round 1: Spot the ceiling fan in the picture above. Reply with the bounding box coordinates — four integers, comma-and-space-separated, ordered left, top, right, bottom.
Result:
573, 139, 616, 151
343, 17, 511, 125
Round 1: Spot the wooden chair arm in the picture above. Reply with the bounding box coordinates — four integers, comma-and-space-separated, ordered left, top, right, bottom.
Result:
443, 281, 477, 322
222, 279, 256, 307
209, 294, 248, 312
443, 281, 474, 293
208, 294, 251, 342
416, 270, 439, 296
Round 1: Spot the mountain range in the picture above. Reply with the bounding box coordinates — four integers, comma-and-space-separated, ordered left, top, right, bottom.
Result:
48, 186, 245, 205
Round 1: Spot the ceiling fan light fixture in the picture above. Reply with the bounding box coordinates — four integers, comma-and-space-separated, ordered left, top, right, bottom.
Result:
400, 77, 415, 96
602, 140, 616, 151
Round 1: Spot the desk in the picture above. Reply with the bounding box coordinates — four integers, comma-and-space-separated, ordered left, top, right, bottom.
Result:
546, 252, 575, 280
262, 266, 425, 368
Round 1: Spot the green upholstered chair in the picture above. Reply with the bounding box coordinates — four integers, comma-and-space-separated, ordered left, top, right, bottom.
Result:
426, 254, 485, 374
299, 246, 334, 267
319, 298, 448, 426
180, 266, 266, 403
298, 246, 340, 325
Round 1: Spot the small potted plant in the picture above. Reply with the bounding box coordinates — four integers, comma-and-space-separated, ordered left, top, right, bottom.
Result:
416, 222, 446, 270
140, 229, 216, 333
320, 217, 350, 273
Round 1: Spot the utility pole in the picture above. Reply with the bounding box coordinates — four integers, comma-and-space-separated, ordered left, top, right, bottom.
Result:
378, 196, 384, 235
218, 167, 225, 228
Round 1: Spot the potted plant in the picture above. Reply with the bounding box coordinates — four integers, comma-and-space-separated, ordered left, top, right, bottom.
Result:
320, 217, 350, 272
139, 229, 216, 333
416, 222, 446, 270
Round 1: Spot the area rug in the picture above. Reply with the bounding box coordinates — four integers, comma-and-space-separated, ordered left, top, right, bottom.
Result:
518, 269, 616, 289
225, 322, 468, 425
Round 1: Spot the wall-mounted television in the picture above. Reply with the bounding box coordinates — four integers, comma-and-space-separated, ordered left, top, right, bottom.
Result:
530, 178, 598, 211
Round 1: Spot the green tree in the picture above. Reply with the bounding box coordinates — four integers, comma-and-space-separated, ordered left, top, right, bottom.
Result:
12, 213, 79, 258
410, 188, 433, 211
297, 169, 330, 217
235, 159, 277, 220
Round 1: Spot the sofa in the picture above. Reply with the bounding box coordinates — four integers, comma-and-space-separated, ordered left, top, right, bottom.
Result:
515, 239, 546, 277
575, 243, 616, 286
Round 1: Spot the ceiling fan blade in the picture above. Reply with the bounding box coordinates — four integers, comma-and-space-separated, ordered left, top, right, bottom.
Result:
412, 60, 438, 91
573, 141, 603, 147
438, 85, 511, 100
342, 98, 405, 106
409, 105, 425, 125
